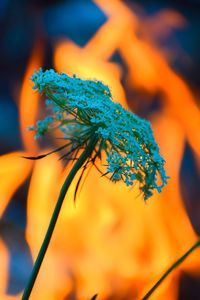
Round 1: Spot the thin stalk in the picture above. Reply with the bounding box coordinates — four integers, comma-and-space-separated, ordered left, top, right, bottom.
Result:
142, 238, 200, 299
22, 135, 98, 300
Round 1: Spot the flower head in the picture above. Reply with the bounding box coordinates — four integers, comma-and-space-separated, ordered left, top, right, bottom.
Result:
30, 68, 168, 200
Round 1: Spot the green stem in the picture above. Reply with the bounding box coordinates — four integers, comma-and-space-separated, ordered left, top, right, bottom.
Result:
142, 238, 200, 299
22, 136, 98, 300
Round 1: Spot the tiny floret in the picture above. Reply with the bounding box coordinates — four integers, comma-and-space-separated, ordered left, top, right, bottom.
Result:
30, 68, 169, 200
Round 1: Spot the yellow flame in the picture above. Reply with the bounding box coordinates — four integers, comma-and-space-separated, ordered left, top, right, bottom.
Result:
0, 152, 32, 217
26, 153, 73, 299
1, 1, 200, 299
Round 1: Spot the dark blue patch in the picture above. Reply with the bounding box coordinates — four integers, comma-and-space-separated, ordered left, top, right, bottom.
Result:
43, 0, 107, 46
180, 142, 200, 234
1, 176, 33, 294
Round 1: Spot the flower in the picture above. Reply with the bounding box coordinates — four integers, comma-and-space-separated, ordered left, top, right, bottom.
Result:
30, 68, 168, 200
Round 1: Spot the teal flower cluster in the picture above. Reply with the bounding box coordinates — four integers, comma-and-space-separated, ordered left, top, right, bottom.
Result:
30, 68, 168, 200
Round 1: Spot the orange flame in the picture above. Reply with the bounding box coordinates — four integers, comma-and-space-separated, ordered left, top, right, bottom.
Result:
119, 30, 200, 157
19, 40, 44, 154
1, 1, 200, 299
0, 240, 11, 298
26, 153, 73, 299
0, 152, 32, 218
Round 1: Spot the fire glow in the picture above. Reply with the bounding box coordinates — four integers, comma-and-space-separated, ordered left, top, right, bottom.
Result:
0, 1, 200, 299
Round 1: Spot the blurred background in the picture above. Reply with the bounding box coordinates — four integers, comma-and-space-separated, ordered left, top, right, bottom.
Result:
0, 0, 200, 299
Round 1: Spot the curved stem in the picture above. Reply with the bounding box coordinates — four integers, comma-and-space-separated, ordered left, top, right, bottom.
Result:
142, 238, 200, 299
22, 136, 98, 300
